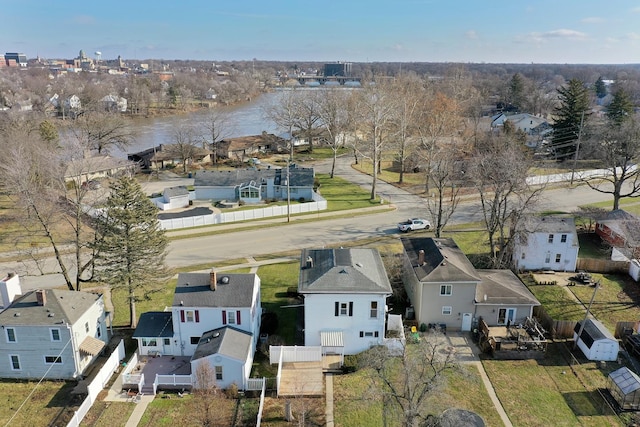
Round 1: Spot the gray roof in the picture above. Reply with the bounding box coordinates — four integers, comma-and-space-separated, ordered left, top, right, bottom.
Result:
599, 209, 640, 245
521, 215, 579, 235
609, 367, 640, 395
574, 318, 616, 344
173, 272, 257, 308
475, 270, 540, 306
194, 167, 314, 188
0, 289, 101, 326
192, 326, 252, 362
163, 186, 189, 198
132, 312, 174, 338
401, 237, 481, 283
298, 248, 392, 294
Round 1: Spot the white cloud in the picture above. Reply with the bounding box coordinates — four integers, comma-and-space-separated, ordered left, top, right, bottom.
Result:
626, 32, 640, 40
581, 17, 604, 24
522, 29, 588, 43
465, 30, 478, 40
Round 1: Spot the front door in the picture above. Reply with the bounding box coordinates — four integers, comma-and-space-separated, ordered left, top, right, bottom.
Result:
498, 308, 517, 325
461, 313, 473, 331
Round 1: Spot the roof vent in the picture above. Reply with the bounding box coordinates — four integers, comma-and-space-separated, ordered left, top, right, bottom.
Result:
14, 312, 20, 317
48, 313, 54, 317
355, 262, 363, 268
221, 276, 230, 284
213, 332, 220, 338
180, 301, 184, 306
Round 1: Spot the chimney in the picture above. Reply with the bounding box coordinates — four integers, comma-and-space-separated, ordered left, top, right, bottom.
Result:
305, 256, 314, 269
210, 269, 217, 291
418, 250, 425, 266
36, 289, 46, 306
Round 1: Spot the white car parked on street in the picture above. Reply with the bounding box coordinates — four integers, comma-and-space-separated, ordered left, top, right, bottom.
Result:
397, 218, 431, 232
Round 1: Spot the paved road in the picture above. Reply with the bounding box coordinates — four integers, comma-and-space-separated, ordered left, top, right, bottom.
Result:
0, 156, 624, 290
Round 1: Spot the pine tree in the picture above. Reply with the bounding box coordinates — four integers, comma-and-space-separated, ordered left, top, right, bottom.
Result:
508, 73, 525, 112
93, 176, 168, 328
594, 76, 607, 99
607, 88, 634, 126
551, 78, 591, 159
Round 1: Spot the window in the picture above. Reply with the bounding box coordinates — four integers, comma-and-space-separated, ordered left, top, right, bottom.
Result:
370, 301, 378, 318
548, 234, 554, 243
50, 328, 61, 342
6, 328, 16, 343
215, 365, 223, 381
186, 310, 195, 322
181, 309, 199, 323
561, 234, 567, 243
334, 302, 353, 317
545, 252, 551, 263
227, 310, 236, 324
555, 254, 561, 263
359, 331, 379, 338
97, 324, 102, 338
44, 356, 62, 364
190, 337, 200, 345
85, 322, 89, 333
142, 338, 157, 346
340, 303, 348, 316
521, 252, 525, 260
440, 285, 452, 296
10, 355, 20, 370
442, 306, 452, 315
164, 338, 171, 346
364, 332, 374, 337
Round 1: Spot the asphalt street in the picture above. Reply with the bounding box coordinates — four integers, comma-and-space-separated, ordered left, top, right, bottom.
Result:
0, 156, 624, 291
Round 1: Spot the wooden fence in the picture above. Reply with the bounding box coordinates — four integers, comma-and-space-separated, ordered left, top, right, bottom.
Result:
576, 258, 629, 274
535, 306, 638, 340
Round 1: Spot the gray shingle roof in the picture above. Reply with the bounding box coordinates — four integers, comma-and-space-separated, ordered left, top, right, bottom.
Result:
401, 237, 481, 283
298, 248, 392, 294
192, 326, 252, 361
132, 312, 174, 338
0, 289, 101, 326
194, 167, 314, 188
521, 215, 578, 234
173, 273, 257, 308
163, 186, 189, 198
475, 270, 540, 306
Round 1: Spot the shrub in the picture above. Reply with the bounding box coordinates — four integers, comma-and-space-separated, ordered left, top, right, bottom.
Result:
298, 197, 306, 203
224, 383, 239, 399
419, 323, 428, 332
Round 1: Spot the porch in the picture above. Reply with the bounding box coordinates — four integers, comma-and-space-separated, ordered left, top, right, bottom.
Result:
121, 353, 192, 394
478, 317, 548, 360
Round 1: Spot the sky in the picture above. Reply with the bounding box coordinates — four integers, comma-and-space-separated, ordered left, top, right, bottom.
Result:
2, 0, 639, 64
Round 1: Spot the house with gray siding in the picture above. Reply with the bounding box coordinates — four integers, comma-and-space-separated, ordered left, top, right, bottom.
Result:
0, 289, 108, 380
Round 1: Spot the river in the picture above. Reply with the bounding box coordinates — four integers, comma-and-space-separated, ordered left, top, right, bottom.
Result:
116, 91, 283, 158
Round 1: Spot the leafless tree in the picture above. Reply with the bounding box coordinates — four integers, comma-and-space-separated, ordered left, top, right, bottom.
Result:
69, 111, 135, 154
168, 124, 208, 173
291, 90, 322, 153
359, 333, 460, 427
352, 78, 397, 200
583, 117, 640, 210
264, 89, 300, 160
199, 108, 234, 165
191, 361, 225, 427
426, 145, 465, 238
316, 88, 352, 178
469, 133, 543, 268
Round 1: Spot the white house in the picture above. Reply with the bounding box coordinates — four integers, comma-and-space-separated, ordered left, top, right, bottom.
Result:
298, 248, 392, 355
512, 216, 580, 272
133, 270, 261, 388
0, 273, 22, 310
0, 289, 108, 379
101, 94, 128, 112
574, 318, 619, 362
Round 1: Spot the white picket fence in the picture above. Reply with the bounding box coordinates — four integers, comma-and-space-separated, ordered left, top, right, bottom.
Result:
269, 345, 322, 364
66, 339, 126, 427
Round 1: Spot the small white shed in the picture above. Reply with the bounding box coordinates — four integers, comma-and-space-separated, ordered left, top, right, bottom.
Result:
162, 186, 190, 210
629, 259, 640, 282
573, 319, 619, 361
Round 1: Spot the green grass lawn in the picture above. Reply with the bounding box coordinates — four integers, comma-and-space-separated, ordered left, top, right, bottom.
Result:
316, 173, 385, 209
256, 261, 300, 345
0, 380, 78, 426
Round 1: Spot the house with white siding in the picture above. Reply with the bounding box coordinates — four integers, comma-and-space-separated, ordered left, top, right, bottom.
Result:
512, 216, 580, 272
0, 289, 108, 380
298, 248, 392, 355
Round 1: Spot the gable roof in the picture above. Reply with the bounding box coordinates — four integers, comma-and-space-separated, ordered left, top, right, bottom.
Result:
132, 312, 174, 338
163, 186, 189, 198
598, 209, 640, 245
475, 270, 540, 306
219, 134, 284, 153
64, 155, 135, 179
401, 237, 481, 283
192, 326, 252, 362
298, 248, 392, 294
173, 272, 257, 308
194, 167, 314, 188
574, 318, 616, 348
0, 289, 101, 326
521, 215, 578, 235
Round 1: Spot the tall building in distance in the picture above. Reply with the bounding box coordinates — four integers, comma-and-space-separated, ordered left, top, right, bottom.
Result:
4, 53, 27, 67
323, 62, 352, 77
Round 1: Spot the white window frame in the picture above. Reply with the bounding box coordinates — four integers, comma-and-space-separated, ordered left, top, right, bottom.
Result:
545, 252, 551, 263
50, 328, 61, 342
440, 284, 452, 296
5, 328, 16, 343
561, 234, 567, 243
442, 306, 452, 315
142, 338, 157, 347
555, 253, 561, 263
227, 310, 236, 324
364, 331, 374, 337
215, 365, 223, 381
339, 303, 348, 316
370, 301, 378, 318
185, 310, 195, 322
44, 356, 62, 364
548, 234, 554, 243
9, 354, 20, 371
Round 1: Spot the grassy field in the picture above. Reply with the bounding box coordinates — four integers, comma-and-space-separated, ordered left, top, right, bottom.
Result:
0, 380, 79, 426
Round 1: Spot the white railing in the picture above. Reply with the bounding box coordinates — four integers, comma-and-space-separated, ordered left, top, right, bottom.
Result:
269, 345, 322, 364
154, 374, 194, 394
123, 373, 143, 385
246, 377, 265, 391
66, 339, 126, 427
159, 194, 327, 230
256, 377, 267, 427
385, 314, 407, 356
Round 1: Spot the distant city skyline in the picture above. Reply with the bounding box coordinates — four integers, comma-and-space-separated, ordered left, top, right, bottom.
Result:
2, 1, 639, 64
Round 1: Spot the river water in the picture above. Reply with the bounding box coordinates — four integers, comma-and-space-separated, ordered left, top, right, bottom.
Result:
117, 91, 283, 158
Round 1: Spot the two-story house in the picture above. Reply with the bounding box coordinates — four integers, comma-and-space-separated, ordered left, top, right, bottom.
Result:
401, 237, 540, 331
0, 289, 108, 380
513, 216, 580, 272
298, 248, 392, 355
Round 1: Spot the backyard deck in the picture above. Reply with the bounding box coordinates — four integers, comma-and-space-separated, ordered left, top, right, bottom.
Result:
278, 361, 324, 396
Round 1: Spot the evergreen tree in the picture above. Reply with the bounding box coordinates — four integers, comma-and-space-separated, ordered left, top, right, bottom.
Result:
594, 76, 607, 99
94, 176, 168, 328
607, 88, 634, 126
551, 78, 590, 159
508, 73, 525, 112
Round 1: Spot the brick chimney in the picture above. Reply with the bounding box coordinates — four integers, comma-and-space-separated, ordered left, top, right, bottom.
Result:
418, 250, 425, 266
210, 269, 217, 291
35, 289, 46, 306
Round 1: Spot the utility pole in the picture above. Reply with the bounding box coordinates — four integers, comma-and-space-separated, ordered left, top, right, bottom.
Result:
286, 160, 291, 223
573, 280, 600, 350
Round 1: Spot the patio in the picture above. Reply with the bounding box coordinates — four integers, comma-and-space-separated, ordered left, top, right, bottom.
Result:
122, 354, 192, 394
